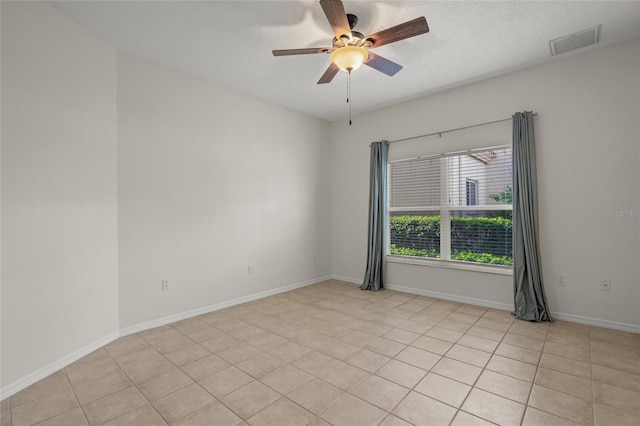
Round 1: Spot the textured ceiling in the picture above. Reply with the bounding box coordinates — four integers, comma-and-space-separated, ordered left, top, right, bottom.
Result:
52, 1, 640, 122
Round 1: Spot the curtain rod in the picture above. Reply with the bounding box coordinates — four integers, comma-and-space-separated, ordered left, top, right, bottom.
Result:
389, 112, 538, 144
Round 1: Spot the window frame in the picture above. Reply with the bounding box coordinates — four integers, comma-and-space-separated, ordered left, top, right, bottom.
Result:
386, 145, 513, 276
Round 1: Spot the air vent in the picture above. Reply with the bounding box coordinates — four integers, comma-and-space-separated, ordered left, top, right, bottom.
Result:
549, 25, 601, 56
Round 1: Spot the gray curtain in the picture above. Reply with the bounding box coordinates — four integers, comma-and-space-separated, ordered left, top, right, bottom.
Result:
361, 141, 389, 291
512, 112, 553, 322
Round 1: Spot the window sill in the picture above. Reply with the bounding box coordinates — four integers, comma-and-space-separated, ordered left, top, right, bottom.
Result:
386, 255, 513, 276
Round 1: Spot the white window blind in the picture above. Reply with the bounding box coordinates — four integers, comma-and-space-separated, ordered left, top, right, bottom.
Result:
389, 147, 513, 266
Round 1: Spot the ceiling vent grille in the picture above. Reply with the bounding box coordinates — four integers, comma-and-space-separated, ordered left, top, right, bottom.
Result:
549, 25, 601, 56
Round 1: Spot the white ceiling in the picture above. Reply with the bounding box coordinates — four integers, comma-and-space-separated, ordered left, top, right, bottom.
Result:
52, 1, 640, 122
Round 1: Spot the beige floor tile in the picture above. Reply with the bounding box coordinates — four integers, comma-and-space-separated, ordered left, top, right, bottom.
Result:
287, 378, 344, 415
217, 343, 263, 364
315, 339, 360, 360
392, 391, 457, 426
431, 357, 482, 386
594, 403, 640, 426
65, 351, 121, 387
365, 337, 407, 357
424, 327, 464, 343
164, 344, 211, 367
395, 347, 441, 371
221, 381, 280, 420
351, 375, 409, 412
343, 348, 390, 373
73, 370, 132, 405
591, 351, 640, 375
486, 355, 536, 382
182, 354, 230, 380
591, 340, 640, 361
539, 353, 591, 379
522, 407, 580, 426
546, 330, 589, 349
475, 318, 512, 332
502, 332, 545, 351
592, 364, 640, 393
101, 405, 166, 426
172, 401, 242, 426
534, 367, 592, 400
462, 388, 525, 426
549, 321, 589, 338
321, 394, 387, 426
375, 359, 427, 388
198, 366, 254, 398
543, 340, 590, 362
316, 361, 369, 391
528, 384, 594, 425
396, 320, 432, 335
481, 309, 514, 323
379, 414, 412, 426
411, 335, 454, 355
181, 326, 223, 343
247, 398, 315, 426
1, 399, 10, 426
383, 328, 421, 345
266, 340, 310, 362
10, 371, 70, 408
33, 408, 88, 426
150, 335, 195, 355
436, 318, 472, 333
494, 342, 540, 365
456, 334, 499, 353
82, 386, 147, 426
445, 344, 491, 368
455, 305, 488, 317
105, 335, 150, 359
137, 369, 193, 402
590, 327, 637, 347
113, 347, 175, 384
466, 325, 506, 342
200, 334, 242, 353
508, 322, 549, 340
338, 330, 378, 347
451, 411, 494, 426
593, 382, 640, 415
259, 365, 313, 394
152, 383, 215, 424
447, 312, 481, 325
236, 353, 285, 379
11, 388, 78, 426
414, 372, 471, 408
475, 370, 531, 404
291, 351, 338, 376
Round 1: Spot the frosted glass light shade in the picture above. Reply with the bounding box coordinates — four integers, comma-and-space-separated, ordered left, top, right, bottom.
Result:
331, 46, 369, 72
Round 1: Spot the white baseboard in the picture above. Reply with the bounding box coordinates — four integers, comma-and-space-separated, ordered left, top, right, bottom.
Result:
330, 274, 362, 285
385, 283, 514, 311
1, 275, 330, 401
386, 283, 640, 333
120, 275, 331, 336
0, 330, 119, 401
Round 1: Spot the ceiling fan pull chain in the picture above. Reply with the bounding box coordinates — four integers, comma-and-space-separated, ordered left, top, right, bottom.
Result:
348, 70, 352, 125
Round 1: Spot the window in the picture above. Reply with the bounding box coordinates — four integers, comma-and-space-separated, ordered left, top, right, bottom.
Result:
388, 147, 513, 267
466, 179, 478, 206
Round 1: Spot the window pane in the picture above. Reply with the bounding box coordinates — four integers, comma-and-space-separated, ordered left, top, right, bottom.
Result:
389, 158, 440, 208
450, 210, 512, 265
389, 212, 440, 258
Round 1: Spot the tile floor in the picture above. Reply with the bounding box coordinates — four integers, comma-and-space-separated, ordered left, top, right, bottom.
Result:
2, 280, 640, 426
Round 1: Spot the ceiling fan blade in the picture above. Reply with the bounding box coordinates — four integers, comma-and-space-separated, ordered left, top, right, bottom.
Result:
365, 16, 429, 48
365, 52, 403, 76
317, 63, 340, 84
320, 0, 352, 40
273, 48, 331, 56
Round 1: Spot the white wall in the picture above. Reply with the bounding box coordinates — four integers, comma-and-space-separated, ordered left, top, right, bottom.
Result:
331, 39, 640, 329
116, 53, 332, 328
1, 1, 119, 388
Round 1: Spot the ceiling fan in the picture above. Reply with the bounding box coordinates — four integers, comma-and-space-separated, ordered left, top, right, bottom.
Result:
272, 0, 430, 84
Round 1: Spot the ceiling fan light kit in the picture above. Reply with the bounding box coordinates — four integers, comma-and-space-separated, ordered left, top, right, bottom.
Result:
331, 45, 368, 72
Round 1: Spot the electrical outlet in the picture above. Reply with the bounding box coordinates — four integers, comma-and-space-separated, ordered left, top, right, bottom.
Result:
556, 275, 566, 286
247, 265, 254, 274
161, 280, 170, 291
600, 280, 611, 292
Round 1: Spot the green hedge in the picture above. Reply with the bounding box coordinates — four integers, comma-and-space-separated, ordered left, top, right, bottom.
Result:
390, 215, 513, 265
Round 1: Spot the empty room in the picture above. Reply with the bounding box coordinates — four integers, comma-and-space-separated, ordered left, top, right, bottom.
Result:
1, 1, 639, 425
